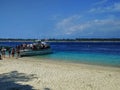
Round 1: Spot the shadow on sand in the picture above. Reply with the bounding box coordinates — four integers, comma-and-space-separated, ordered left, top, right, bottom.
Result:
0, 71, 37, 90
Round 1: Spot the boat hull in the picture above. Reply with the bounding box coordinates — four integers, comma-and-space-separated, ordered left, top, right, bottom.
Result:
20, 49, 52, 57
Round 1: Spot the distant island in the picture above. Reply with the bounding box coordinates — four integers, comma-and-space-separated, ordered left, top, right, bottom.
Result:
0, 38, 120, 42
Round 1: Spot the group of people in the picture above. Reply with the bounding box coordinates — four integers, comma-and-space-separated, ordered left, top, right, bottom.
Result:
0, 41, 50, 60
15, 42, 50, 51
0, 46, 20, 60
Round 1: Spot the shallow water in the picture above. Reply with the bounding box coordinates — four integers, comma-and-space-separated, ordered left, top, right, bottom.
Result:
1, 41, 120, 67
32, 42, 120, 67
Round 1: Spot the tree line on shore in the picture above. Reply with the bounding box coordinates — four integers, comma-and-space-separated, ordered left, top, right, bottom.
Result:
0, 38, 120, 42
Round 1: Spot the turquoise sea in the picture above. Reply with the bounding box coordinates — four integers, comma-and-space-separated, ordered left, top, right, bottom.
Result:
34, 51, 120, 67
0, 41, 120, 67
34, 42, 120, 67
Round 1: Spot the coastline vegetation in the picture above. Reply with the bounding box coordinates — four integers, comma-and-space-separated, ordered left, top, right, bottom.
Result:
0, 38, 120, 42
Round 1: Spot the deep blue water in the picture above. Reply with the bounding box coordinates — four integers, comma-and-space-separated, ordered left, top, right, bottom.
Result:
0, 41, 120, 67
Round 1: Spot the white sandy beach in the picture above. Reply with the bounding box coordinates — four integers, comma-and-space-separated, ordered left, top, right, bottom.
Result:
0, 57, 120, 90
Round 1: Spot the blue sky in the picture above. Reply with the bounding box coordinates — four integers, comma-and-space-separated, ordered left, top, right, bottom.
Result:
0, 0, 120, 39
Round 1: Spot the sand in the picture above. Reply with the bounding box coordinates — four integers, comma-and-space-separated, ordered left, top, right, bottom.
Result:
0, 57, 120, 90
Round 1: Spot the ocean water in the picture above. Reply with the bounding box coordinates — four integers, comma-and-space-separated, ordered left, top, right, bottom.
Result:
0, 41, 120, 67
36, 42, 120, 67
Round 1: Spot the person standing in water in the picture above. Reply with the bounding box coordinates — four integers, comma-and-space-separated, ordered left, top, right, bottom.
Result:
8, 48, 11, 58
11, 48, 15, 57
16, 45, 20, 58
0, 53, 2, 60
1, 47, 6, 58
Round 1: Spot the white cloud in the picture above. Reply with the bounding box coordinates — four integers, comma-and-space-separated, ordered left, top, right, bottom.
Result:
56, 15, 82, 34
55, 15, 120, 36
89, 2, 120, 13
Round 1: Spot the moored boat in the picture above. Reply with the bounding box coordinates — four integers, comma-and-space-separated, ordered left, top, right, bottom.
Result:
19, 40, 52, 57
20, 48, 52, 57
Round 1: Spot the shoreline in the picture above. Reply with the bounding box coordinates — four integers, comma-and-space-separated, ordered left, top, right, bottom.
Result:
1, 55, 120, 71
31, 56, 120, 68
25, 57, 120, 71
0, 56, 120, 90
